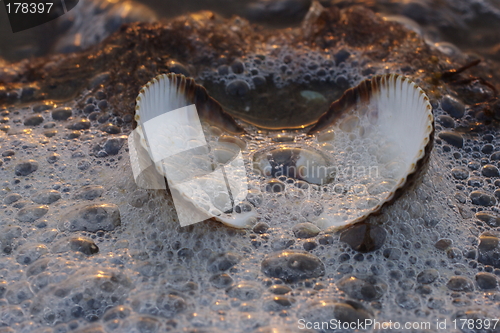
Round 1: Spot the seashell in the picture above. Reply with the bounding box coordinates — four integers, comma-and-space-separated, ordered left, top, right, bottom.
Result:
131, 73, 433, 230
308, 74, 433, 229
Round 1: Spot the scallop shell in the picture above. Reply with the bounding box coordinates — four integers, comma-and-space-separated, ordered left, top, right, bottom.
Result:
130, 73, 433, 230
307, 74, 434, 229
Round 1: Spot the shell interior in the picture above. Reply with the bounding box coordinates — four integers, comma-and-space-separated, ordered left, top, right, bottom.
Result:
132, 73, 433, 229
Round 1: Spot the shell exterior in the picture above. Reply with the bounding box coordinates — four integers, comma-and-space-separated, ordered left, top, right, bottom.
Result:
132, 73, 433, 230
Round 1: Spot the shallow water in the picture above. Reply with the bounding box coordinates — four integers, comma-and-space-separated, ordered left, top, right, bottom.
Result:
1, 1, 500, 333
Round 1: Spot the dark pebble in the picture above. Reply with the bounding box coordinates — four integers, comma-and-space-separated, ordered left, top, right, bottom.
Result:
24, 114, 44, 126
303, 241, 317, 251
396, 293, 420, 310
69, 237, 99, 255
468, 177, 484, 187
482, 144, 494, 154
337, 276, 386, 301
31, 190, 61, 205
209, 273, 233, 289
88, 112, 100, 121
58, 203, 121, 232
226, 80, 250, 97
83, 104, 95, 114
252, 75, 266, 86
476, 212, 500, 227
339, 222, 386, 253
65, 131, 81, 139
97, 100, 108, 110
470, 191, 496, 206
44, 130, 57, 137
417, 269, 439, 284
253, 222, 269, 234
269, 285, 292, 295
438, 131, 463, 148
231, 60, 245, 74
2, 150, 14, 157
103, 137, 126, 155
334, 49, 351, 64
15, 160, 39, 176
100, 124, 121, 134
292, 222, 321, 238
4, 193, 22, 204
441, 95, 465, 118
46, 153, 59, 164
261, 250, 325, 282
490, 151, 500, 161
446, 276, 474, 292
478, 232, 500, 268
482, 164, 500, 177
318, 234, 334, 245
436, 115, 455, 128
74, 185, 105, 200
51, 107, 73, 121
475, 272, 498, 290
17, 205, 49, 222
263, 295, 295, 311
434, 238, 452, 250
207, 252, 241, 273
382, 248, 401, 260
68, 119, 91, 130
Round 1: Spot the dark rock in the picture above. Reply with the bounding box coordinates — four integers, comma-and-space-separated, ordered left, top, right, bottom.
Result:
292, 222, 321, 238
261, 250, 325, 282
417, 269, 439, 284
69, 237, 99, 255
478, 232, 500, 268
438, 131, 463, 148
253, 222, 269, 234
15, 160, 39, 176
337, 275, 386, 301
24, 114, 44, 126
339, 222, 386, 253
476, 212, 500, 227
395, 293, 420, 310
207, 252, 241, 273
482, 164, 500, 177
17, 205, 48, 222
441, 95, 465, 118
446, 276, 474, 292
470, 191, 496, 206
209, 273, 233, 289
31, 190, 61, 205
451, 167, 468, 180
434, 238, 452, 250
68, 118, 91, 130
58, 203, 121, 232
226, 80, 250, 97
52, 107, 73, 120
436, 115, 455, 128
103, 137, 126, 155
475, 272, 498, 290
